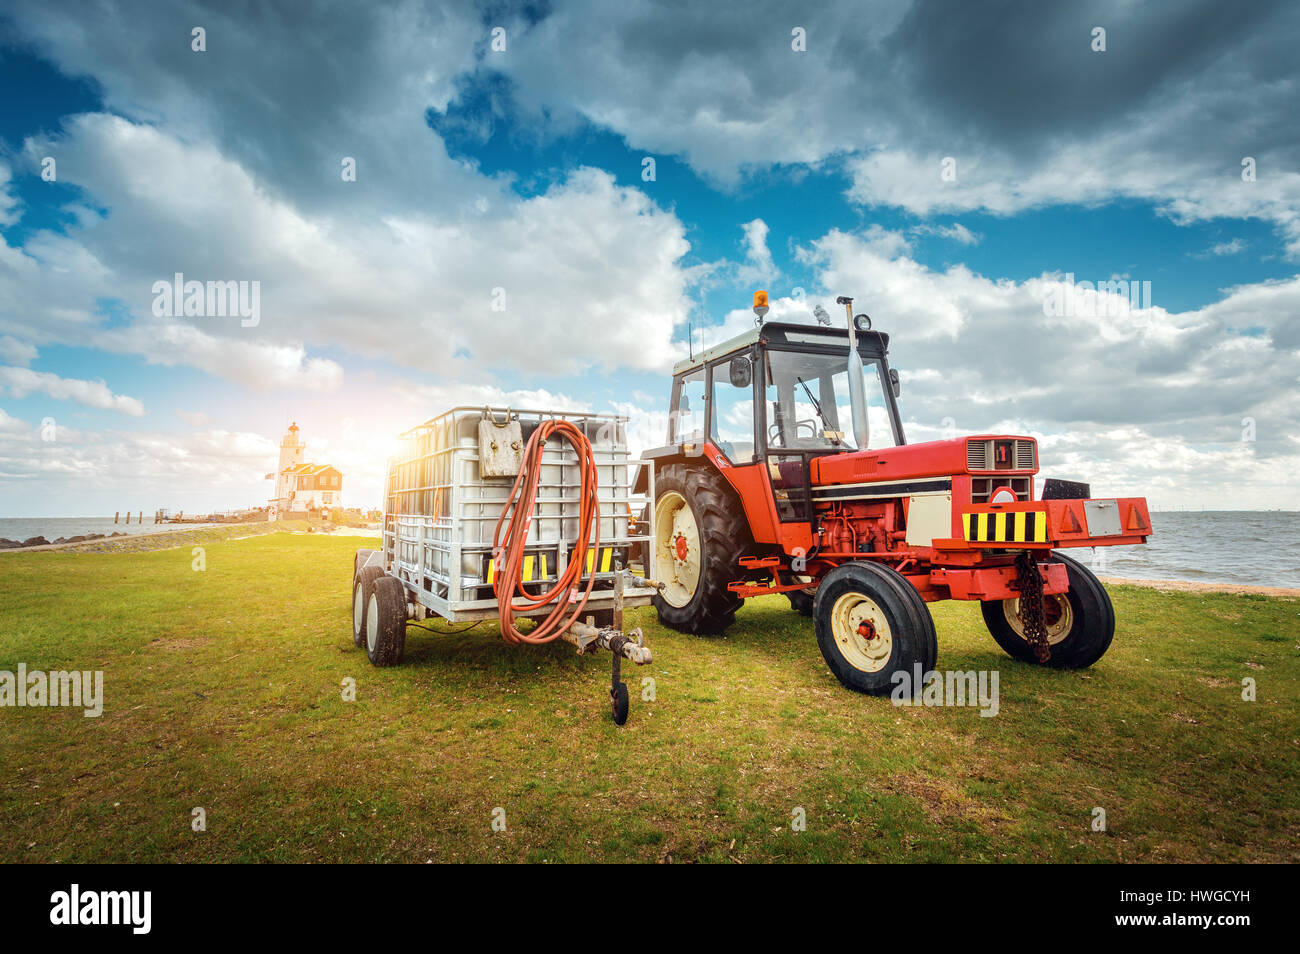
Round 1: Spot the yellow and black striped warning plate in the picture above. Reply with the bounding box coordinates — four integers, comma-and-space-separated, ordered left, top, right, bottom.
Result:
484, 546, 621, 584
962, 510, 1048, 544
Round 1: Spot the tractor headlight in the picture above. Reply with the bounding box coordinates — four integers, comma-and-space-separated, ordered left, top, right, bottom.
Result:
853, 313, 872, 332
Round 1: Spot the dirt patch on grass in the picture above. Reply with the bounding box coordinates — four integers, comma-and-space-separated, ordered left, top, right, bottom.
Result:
151, 636, 214, 651
885, 772, 1011, 828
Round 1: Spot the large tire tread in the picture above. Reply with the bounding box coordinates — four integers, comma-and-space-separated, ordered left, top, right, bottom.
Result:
981, 551, 1114, 669
813, 560, 937, 696
352, 564, 384, 648
651, 463, 752, 636
366, 575, 408, 666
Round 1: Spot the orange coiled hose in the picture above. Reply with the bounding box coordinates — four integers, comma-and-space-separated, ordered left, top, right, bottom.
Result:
491, 419, 600, 645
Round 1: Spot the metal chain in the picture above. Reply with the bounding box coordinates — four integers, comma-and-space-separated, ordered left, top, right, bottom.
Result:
1014, 550, 1051, 663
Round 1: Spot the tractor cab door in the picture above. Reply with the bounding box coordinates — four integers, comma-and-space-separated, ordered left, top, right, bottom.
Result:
760, 349, 855, 523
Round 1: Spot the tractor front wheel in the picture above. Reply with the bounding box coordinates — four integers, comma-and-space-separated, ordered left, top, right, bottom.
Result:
813, 561, 937, 696
650, 463, 751, 635
981, 552, 1114, 668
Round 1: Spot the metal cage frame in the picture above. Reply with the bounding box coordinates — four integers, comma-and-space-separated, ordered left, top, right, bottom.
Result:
378, 406, 658, 623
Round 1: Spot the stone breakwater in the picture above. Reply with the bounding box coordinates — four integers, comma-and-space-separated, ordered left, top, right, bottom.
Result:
0, 522, 298, 554
0, 532, 130, 549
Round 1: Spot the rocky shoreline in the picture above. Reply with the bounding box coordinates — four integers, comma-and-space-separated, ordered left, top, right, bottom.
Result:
0, 522, 284, 554
0, 519, 377, 555
0, 531, 132, 549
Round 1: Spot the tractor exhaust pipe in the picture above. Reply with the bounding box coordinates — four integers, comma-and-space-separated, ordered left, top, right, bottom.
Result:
838, 296, 870, 449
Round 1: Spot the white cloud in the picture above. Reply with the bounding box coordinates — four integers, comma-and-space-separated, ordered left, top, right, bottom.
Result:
2, 0, 1296, 516
736, 218, 778, 285
490, 1, 1300, 254
0, 366, 144, 416
4, 114, 689, 385
0, 335, 38, 366
0, 408, 26, 432
847, 149, 1300, 257
0, 422, 282, 514
1205, 238, 1247, 257
911, 222, 980, 246
0, 163, 20, 228
688, 224, 1300, 508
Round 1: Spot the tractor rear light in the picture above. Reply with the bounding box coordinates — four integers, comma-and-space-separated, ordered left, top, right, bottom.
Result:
989, 486, 1018, 505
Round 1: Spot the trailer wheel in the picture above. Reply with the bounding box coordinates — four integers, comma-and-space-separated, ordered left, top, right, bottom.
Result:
650, 463, 752, 635
365, 576, 407, 666
813, 562, 937, 696
352, 565, 384, 648
611, 681, 630, 725
353, 549, 376, 578
981, 552, 1114, 669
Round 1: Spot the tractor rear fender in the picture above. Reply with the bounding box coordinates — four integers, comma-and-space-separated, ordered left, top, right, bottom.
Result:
635, 444, 811, 553
632, 447, 690, 496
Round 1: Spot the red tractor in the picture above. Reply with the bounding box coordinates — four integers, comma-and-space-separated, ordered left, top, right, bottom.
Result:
634, 292, 1151, 694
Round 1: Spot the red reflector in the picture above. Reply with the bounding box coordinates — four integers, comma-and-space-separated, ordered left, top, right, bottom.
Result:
1126, 504, 1148, 532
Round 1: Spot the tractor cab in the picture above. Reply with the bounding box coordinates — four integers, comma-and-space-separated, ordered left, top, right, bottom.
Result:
654, 302, 904, 529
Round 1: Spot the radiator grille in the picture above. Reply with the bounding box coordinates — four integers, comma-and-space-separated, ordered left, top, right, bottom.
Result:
971, 476, 1033, 503
966, 438, 1036, 472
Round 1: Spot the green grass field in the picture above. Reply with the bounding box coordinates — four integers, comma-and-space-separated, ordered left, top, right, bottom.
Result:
1, 532, 1296, 863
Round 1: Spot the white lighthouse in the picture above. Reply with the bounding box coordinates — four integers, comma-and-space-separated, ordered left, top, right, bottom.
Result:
265, 422, 344, 517
274, 422, 305, 504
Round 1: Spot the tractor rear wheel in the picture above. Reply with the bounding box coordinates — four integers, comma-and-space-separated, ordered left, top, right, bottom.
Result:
813, 561, 937, 696
650, 463, 751, 635
783, 573, 816, 616
981, 552, 1114, 668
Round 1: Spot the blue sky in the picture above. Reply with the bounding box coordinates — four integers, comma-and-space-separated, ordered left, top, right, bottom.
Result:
1, 0, 1298, 516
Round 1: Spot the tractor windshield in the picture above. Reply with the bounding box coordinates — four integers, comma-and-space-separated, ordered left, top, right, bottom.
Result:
764, 348, 899, 451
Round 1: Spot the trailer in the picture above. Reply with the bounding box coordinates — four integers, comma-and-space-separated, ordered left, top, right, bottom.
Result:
350, 407, 659, 724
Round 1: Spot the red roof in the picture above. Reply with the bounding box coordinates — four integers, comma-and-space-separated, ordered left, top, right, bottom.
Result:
283, 463, 341, 476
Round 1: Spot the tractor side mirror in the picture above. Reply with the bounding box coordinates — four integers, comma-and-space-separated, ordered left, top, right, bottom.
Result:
889, 368, 900, 397
729, 355, 752, 389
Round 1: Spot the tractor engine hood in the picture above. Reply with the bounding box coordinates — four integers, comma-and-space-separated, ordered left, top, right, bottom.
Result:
810, 436, 1040, 487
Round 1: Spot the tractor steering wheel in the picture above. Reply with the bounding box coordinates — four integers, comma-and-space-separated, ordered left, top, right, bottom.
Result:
769, 420, 819, 444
